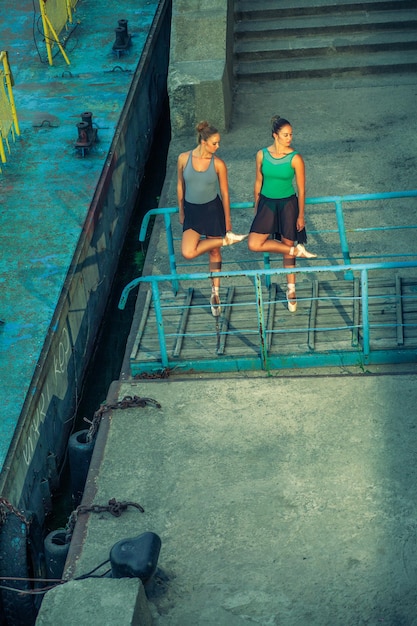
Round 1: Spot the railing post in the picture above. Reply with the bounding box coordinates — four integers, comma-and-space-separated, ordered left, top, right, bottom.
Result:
360, 269, 370, 361
334, 198, 353, 279
164, 211, 179, 294
254, 274, 269, 371
263, 253, 271, 289
152, 280, 169, 368
0, 51, 20, 136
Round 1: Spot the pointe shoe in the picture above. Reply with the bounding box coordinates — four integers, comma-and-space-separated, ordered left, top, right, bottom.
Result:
222, 231, 248, 246
290, 243, 317, 259
286, 287, 297, 313
210, 293, 221, 317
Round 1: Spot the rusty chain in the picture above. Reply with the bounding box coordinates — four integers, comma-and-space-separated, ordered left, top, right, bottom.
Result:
1, 394, 159, 528
0, 497, 30, 528
134, 368, 172, 380
65, 497, 144, 540
83, 394, 162, 441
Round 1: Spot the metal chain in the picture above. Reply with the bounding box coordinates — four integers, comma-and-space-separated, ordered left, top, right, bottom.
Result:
134, 368, 172, 380
1, 396, 157, 529
0, 497, 29, 528
65, 497, 144, 541
83, 394, 162, 441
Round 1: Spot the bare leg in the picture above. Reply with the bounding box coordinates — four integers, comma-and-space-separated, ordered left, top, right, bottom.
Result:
182, 229, 246, 260
208, 248, 222, 316
208, 247, 222, 290
282, 236, 296, 312
282, 236, 295, 284
248, 232, 293, 254
248, 232, 316, 259
248, 233, 316, 312
182, 229, 223, 259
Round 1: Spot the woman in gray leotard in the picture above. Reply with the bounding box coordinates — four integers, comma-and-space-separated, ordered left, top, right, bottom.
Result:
177, 120, 246, 316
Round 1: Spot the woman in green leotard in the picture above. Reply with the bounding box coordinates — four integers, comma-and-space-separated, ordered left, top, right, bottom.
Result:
248, 115, 316, 312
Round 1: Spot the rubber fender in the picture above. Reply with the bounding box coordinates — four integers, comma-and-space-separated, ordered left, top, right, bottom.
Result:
68, 429, 95, 507
44, 529, 70, 580
0, 592, 4, 626
110, 531, 161, 583
0, 511, 46, 626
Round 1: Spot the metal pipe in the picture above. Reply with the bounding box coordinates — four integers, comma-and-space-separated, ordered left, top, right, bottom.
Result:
361, 269, 370, 360
254, 274, 268, 370
152, 281, 169, 367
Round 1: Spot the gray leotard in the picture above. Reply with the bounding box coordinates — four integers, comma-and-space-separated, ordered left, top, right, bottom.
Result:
183, 151, 218, 204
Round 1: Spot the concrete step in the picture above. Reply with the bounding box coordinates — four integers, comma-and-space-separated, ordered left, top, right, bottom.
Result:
235, 10, 417, 39
235, 0, 416, 20
234, 70, 417, 94
235, 49, 417, 81
235, 30, 417, 61
234, 0, 417, 81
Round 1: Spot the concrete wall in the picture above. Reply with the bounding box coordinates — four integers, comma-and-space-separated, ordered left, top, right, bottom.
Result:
168, 0, 234, 137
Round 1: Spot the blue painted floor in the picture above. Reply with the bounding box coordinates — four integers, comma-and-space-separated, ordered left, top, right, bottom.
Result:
0, 1, 160, 470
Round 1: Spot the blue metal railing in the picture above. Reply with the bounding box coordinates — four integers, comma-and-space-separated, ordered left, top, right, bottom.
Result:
138, 190, 417, 290
119, 259, 417, 373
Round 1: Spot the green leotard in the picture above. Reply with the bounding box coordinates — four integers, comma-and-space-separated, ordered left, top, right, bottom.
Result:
261, 148, 298, 199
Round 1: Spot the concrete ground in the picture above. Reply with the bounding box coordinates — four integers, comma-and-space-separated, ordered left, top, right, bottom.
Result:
37, 74, 417, 625
41, 369, 417, 626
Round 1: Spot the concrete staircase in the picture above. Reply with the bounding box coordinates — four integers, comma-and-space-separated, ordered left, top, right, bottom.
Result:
234, 0, 417, 82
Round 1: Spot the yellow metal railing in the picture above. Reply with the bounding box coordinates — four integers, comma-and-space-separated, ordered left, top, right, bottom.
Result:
0, 51, 20, 171
67, 0, 79, 24
39, 0, 79, 65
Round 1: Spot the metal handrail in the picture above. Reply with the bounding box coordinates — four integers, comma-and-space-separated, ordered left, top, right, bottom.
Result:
138, 191, 417, 291
119, 259, 417, 371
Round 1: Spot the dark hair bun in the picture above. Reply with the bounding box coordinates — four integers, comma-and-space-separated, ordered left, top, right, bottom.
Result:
196, 120, 209, 133
195, 121, 219, 143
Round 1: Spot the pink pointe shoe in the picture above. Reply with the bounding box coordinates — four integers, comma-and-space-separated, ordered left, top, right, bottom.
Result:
290, 243, 317, 259
222, 231, 248, 246
286, 284, 297, 313
210, 292, 221, 317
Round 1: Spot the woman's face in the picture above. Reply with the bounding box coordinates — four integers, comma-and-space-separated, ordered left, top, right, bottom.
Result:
202, 133, 221, 154
274, 124, 293, 147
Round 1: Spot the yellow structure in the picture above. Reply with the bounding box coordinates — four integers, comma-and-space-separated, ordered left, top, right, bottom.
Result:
39, 0, 79, 65
67, 0, 79, 23
0, 51, 20, 171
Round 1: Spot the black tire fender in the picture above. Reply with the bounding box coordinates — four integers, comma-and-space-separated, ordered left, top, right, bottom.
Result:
68, 429, 95, 507
0, 511, 46, 626
44, 529, 70, 580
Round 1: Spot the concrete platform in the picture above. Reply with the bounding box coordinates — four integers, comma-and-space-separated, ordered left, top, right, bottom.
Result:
37, 578, 152, 626
59, 370, 417, 625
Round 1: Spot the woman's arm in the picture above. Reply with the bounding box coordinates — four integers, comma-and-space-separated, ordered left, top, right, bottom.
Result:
254, 150, 264, 212
177, 152, 187, 224
215, 157, 232, 232
292, 153, 306, 230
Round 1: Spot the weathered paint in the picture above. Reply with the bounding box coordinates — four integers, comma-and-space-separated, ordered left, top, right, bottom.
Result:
0, 0, 171, 520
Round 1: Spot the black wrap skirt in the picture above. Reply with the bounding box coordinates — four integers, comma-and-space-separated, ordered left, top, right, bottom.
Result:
250, 193, 307, 244
183, 195, 226, 237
